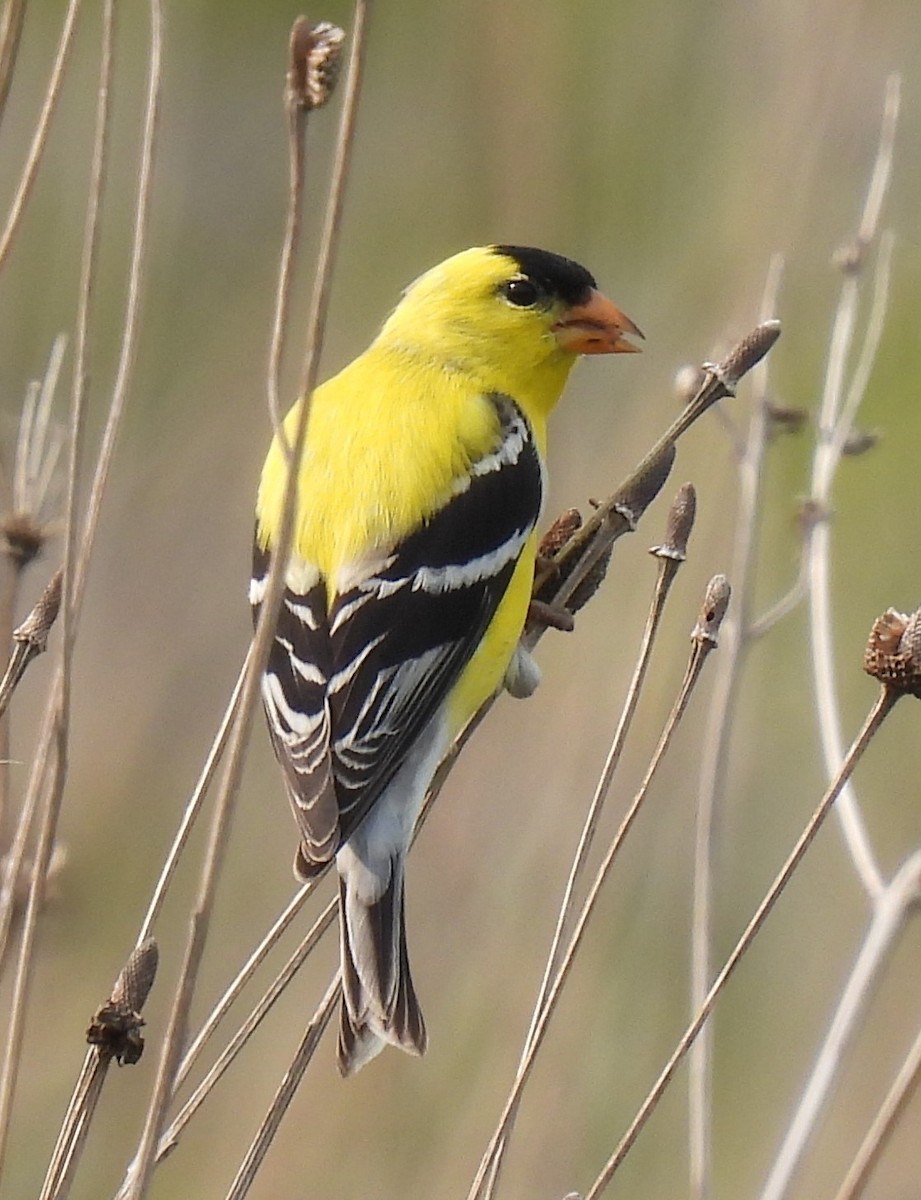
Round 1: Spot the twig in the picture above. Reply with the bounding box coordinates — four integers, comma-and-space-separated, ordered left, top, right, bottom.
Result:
0, 0, 84, 274
806, 74, 900, 900
480, 485, 697, 1200
469, 577, 731, 1200
223, 977, 340, 1200
119, 7, 369, 1197
582, 683, 899, 1200
758, 850, 921, 1200
39, 939, 158, 1200
0, 0, 26, 121
831, 1008, 921, 1200
688, 255, 784, 1200
0, 0, 117, 1178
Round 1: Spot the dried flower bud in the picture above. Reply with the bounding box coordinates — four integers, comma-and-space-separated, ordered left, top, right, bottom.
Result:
287, 18, 345, 112
650, 483, 696, 562
692, 574, 731, 646
766, 401, 808, 437
833, 237, 867, 276
705, 321, 781, 396
611, 442, 676, 530
863, 608, 921, 697
538, 508, 581, 561
841, 428, 880, 456
2, 512, 48, 570
86, 938, 159, 1065
13, 567, 62, 652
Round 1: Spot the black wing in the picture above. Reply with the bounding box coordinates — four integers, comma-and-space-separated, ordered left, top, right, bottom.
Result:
252, 394, 543, 872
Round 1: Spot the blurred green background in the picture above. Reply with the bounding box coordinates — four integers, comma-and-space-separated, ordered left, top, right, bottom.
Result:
2, 1, 921, 1198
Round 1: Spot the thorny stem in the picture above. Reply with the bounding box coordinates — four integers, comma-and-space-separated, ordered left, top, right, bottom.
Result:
581, 687, 898, 1200
807, 74, 899, 902
480, 511, 691, 1200
688, 255, 784, 1200
758, 849, 921, 1200
469, 581, 728, 1200
120, 8, 370, 1198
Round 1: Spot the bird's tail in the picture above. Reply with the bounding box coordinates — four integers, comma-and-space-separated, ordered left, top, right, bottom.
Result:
336, 859, 427, 1077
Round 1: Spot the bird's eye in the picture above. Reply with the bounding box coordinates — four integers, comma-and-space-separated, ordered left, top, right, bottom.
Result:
501, 276, 540, 307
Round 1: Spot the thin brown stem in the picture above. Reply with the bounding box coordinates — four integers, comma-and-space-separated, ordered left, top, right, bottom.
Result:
0, 0, 83, 274
469, 580, 728, 1200
0, 0, 27, 121
121, 8, 369, 1196
582, 687, 898, 1200
223, 977, 340, 1200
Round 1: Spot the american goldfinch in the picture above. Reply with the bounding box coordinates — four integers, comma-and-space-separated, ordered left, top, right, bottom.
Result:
252, 245, 640, 1075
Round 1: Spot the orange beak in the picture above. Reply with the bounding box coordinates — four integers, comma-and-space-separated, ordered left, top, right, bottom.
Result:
552, 289, 644, 355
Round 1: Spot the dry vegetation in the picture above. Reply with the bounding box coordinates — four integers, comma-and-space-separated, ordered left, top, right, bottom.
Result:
1, 3, 920, 1199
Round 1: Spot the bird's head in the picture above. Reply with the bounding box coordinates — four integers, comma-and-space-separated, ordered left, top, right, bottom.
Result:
375, 245, 641, 413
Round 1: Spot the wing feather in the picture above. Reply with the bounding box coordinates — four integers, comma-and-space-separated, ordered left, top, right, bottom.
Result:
253, 394, 543, 867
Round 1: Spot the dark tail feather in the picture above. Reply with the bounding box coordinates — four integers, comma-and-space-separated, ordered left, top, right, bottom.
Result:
336, 867, 427, 1077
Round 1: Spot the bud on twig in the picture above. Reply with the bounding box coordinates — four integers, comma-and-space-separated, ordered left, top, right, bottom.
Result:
703, 320, 782, 397
650, 483, 696, 563
86, 938, 159, 1065
692, 575, 731, 647
286, 18, 345, 112
863, 608, 921, 698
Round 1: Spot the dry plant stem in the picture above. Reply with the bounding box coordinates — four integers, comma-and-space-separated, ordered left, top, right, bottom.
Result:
137, 651, 250, 945
224, 977, 340, 1200
581, 687, 898, 1200
0, 0, 26, 120
758, 848, 921, 1200
688, 254, 784, 1200
0, 1, 115, 1179
0, 0, 83, 274
38, 1054, 108, 1200
537, 323, 779, 612
266, 63, 307, 443
120, 10, 370, 1198
469, 598, 724, 1200
296, 4, 370, 402
174, 874, 321, 1089
46, 654, 249, 1198
480, 548, 686, 1200
831, 1009, 921, 1200
808, 74, 899, 901
160, 897, 338, 1162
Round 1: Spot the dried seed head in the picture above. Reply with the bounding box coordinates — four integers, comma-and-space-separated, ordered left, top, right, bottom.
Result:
86, 938, 159, 1066
611, 442, 676, 530
538, 508, 582, 561
650, 482, 696, 562
841, 428, 880, 456
287, 18, 345, 112
833, 237, 867, 276
766, 401, 808, 437
864, 608, 921, 697
706, 321, 782, 395
692, 574, 731, 646
2, 512, 48, 570
13, 567, 62, 652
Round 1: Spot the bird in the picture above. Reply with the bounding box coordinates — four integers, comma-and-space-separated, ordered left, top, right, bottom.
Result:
251, 244, 641, 1075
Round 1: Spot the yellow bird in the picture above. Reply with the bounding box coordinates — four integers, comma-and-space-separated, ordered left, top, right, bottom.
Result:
253, 245, 640, 1075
